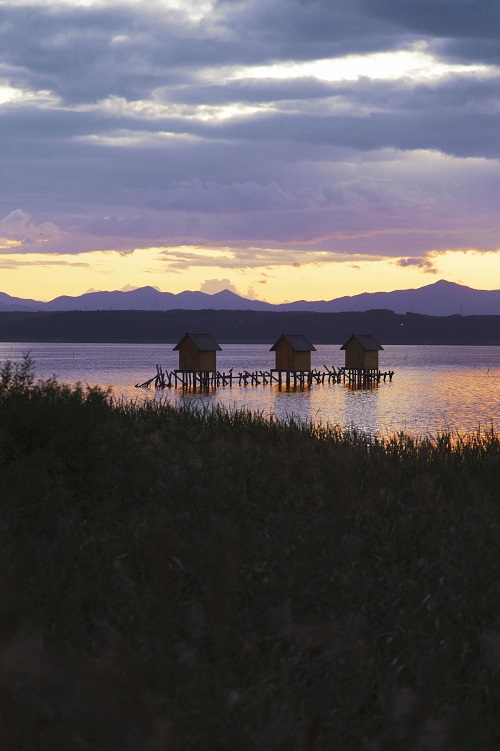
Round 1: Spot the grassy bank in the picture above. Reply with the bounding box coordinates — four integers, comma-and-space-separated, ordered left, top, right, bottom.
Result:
1, 356, 500, 749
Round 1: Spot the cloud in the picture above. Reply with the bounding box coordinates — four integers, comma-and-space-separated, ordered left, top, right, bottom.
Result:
159, 245, 385, 272
395, 256, 437, 272
362, 0, 500, 46
119, 283, 159, 291
0, 210, 63, 247
199, 278, 240, 294
1, 0, 500, 271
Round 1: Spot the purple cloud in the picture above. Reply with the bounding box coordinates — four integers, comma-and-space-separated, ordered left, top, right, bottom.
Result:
0, 0, 499, 268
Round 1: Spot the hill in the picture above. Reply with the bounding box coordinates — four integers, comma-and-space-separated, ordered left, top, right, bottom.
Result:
2, 280, 500, 316
0, 309, 499, 345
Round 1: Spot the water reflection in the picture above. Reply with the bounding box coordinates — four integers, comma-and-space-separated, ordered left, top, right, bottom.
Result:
271, 383, 313, 422
343, 382, 380, 436
0, 342, 499, 436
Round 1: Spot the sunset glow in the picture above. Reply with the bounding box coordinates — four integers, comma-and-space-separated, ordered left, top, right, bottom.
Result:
1, 0, 500, 303
232, 48, 495, 85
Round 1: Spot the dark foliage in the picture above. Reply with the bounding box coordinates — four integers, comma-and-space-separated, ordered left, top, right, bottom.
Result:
0, 356, 499, 749
0, 309, 500, 344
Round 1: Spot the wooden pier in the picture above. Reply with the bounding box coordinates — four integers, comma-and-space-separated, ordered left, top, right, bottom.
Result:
135, 366, 394, 390
134, 331, 395, 392
342, 368, 395, 386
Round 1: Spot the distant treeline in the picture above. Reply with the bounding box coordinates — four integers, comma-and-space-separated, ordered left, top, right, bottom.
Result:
0, 308, 499, 344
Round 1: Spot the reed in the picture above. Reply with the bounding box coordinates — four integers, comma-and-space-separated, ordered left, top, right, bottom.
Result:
0, 355, 499, 749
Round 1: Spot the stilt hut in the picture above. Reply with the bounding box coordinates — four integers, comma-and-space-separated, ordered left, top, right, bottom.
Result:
173, 333, 222, 372
340, 334, 383, 370
270, 334, 316, 371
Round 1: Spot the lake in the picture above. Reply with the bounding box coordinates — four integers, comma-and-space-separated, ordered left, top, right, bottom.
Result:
1, 342, 499, 437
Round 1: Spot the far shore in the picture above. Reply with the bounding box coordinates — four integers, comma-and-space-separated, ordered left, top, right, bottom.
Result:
1, 308, 500, 345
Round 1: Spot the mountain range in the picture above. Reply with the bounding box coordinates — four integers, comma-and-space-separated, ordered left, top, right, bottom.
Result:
2, 280, 500, 316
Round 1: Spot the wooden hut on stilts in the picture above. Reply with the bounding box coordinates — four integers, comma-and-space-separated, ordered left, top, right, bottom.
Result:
270, 334, 316, 388
340, 333, 383, 385
173, 333, 222, 388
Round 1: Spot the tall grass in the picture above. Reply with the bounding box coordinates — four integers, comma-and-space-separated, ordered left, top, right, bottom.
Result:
0, 356, 499, 749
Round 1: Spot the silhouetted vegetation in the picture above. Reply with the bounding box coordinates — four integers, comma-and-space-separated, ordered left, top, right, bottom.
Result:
1, 308, 500, 344
1, 355, 500, 749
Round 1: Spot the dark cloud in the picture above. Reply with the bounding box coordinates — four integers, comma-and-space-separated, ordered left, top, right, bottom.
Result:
442, 39, 500, 66
362, 0, 500, 41
0, 0, 499, 261
396, 257, 437, 271
215, 0, 400, 56
360, 0, 500, 65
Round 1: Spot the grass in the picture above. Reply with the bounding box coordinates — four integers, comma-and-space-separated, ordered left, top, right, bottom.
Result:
0, 354, 499, 749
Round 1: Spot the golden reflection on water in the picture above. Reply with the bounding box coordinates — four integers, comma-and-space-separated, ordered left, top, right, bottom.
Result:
0, 342, 499, 437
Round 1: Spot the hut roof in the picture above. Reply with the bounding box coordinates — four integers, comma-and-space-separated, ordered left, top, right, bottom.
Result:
270, 334, 316, 352
173, 333, 222, 351
340, 334, 383, 351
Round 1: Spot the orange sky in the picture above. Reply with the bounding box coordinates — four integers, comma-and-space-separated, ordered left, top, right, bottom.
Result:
2, 244, 500, 303
2, 2, 500, 303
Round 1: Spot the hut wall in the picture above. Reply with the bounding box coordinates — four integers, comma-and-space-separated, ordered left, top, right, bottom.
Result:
274, 343, 290, 370
274, 345, 311, 371
271, 334, 316, 371
178, 340, 199, 371
198, 351, 217, 372
344, 342, 364, 369
363, 350, 379, 369
344, 343, 379, 369
293, 351, 312, 371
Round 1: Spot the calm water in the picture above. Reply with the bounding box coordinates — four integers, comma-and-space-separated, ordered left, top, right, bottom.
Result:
1, 342, 499, 437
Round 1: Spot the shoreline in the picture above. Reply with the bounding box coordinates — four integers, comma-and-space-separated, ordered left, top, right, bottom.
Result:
1, 308, 500, 345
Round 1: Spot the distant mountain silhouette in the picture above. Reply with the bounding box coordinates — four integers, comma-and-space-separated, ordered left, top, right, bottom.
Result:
1, 280, 500, 316
277, 280, 500, 316
0, 291, 42, 312
2, 286, 274, 312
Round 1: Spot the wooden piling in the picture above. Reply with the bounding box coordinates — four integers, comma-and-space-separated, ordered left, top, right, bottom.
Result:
136, 365, 394, 391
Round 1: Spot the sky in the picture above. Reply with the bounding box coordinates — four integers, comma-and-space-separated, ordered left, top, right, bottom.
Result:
1, 0, 500, 303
